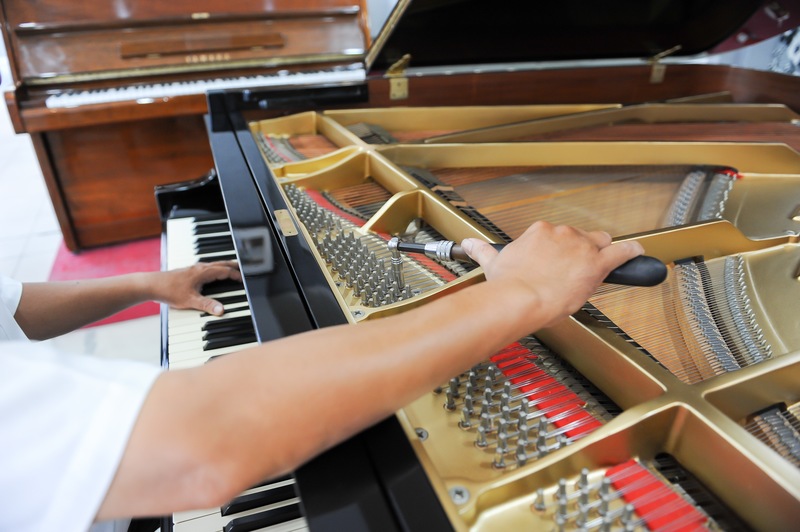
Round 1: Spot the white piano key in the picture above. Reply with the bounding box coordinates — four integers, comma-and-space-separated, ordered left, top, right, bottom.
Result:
174, 514, 307, 532
168, 332, 256, 355
168, 342, 260, 369
168, 322, 254, 347
173, 498, 303, 531
168, 308, 253, 333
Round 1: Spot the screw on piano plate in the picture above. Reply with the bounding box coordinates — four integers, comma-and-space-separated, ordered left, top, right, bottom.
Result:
532, 488, 546, 512
415, 428, 429, 441
449, 486, 470, 505
351, 310, 364, 319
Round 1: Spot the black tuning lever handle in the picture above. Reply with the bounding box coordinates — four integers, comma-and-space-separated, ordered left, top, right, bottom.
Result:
393, 240, 667, 287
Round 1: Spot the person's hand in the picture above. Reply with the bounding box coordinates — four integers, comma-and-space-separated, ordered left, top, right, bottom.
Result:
152, 261, 242, 316
461, 221, 643, 328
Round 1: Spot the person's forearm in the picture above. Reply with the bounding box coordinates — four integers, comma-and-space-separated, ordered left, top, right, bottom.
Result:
98, 224, 643, 519
15, 273, 159, 340
100, 278, 540, 518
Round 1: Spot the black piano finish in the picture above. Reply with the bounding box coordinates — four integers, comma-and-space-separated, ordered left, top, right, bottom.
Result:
204, 85, 453, 531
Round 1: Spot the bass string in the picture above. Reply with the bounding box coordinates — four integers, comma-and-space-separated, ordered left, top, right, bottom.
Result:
588, 259, 761, 385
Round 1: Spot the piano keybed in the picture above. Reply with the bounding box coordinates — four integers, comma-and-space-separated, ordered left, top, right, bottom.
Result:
164, 214, 308, 531
234, 105, 800, 530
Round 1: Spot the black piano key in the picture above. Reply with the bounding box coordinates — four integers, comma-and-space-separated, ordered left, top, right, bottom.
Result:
201, 279, 244, 296
202, 315, 254, 331
200, 301, 250, 318
212, 293, 248, 306
221, 484, 297, 516
195, 234, 234, 247
204, 332, 258, 351
200, 294, 249, 318
195, 242, 234, 255
195, 240, 234, 255
203, 322, 254, 341
223, 502, 302, 532
194, 221, 230, 235
195, 236, 233, 250
199, 253, 237, 263
196, 233, 233, 244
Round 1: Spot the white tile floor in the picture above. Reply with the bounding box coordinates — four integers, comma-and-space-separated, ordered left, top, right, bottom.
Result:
0, 102, 160, 365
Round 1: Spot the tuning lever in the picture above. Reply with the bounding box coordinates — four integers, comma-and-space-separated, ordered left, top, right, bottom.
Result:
393, 239, 667, 287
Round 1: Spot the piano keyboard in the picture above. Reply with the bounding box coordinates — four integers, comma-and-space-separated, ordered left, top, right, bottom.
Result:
45, 66, 366, 109
172, 475, 307, 532
165, 215, 259, 370
165, 214, 309, 532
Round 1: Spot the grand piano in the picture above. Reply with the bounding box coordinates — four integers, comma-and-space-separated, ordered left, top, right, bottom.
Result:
13, 0, 800, 530
154, 1, 800, 530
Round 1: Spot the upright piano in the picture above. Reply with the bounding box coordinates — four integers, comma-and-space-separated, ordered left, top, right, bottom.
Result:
0, 0, 369, 250
153, 0, 800, 530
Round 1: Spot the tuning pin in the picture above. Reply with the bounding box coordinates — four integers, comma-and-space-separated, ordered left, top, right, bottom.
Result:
578, 467, 589, 489
459, 407, 473, 429
476, 425, 488, 447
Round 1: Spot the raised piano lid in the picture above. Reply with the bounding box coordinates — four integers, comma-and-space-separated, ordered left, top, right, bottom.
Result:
365, 0, 800, 73
2, 0, 368, 84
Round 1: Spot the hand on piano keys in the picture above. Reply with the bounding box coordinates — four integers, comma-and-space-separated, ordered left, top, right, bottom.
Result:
165, 215, 257, 370
154, 260, 242, 317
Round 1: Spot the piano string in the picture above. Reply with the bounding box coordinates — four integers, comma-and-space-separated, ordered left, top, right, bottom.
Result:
743, 402, 800, 468
586, 246, 798, 385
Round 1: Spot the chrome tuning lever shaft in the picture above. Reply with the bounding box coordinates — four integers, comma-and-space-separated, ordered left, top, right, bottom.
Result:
389, 238, 667, 287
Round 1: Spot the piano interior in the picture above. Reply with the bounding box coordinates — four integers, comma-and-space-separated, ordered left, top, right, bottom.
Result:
238, 103, 800, 530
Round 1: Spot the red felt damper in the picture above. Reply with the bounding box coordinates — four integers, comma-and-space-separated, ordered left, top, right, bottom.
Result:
48, 238, 161, 327
491, 342, 602, 439
605, 459, 707, 531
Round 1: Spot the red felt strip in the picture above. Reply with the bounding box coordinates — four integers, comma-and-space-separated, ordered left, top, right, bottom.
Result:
490, 343, 601, 438
606, 460, 707, 531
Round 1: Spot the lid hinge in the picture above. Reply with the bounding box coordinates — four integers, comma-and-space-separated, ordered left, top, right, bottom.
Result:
386, 53, 411, 100
649, 45, 682, 84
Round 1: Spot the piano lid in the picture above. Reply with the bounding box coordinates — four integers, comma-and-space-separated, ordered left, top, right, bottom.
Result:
365, 0, 798, 72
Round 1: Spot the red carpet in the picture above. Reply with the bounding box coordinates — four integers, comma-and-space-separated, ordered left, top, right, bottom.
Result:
48, 238, 161, 327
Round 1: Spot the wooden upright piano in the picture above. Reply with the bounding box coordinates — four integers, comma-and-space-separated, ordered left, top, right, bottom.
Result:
0, 0, 369, 250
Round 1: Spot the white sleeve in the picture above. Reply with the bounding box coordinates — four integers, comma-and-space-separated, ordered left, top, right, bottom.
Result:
0, 276, 27, 341
0, 342, 162, 532
0, 275, 22, 313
